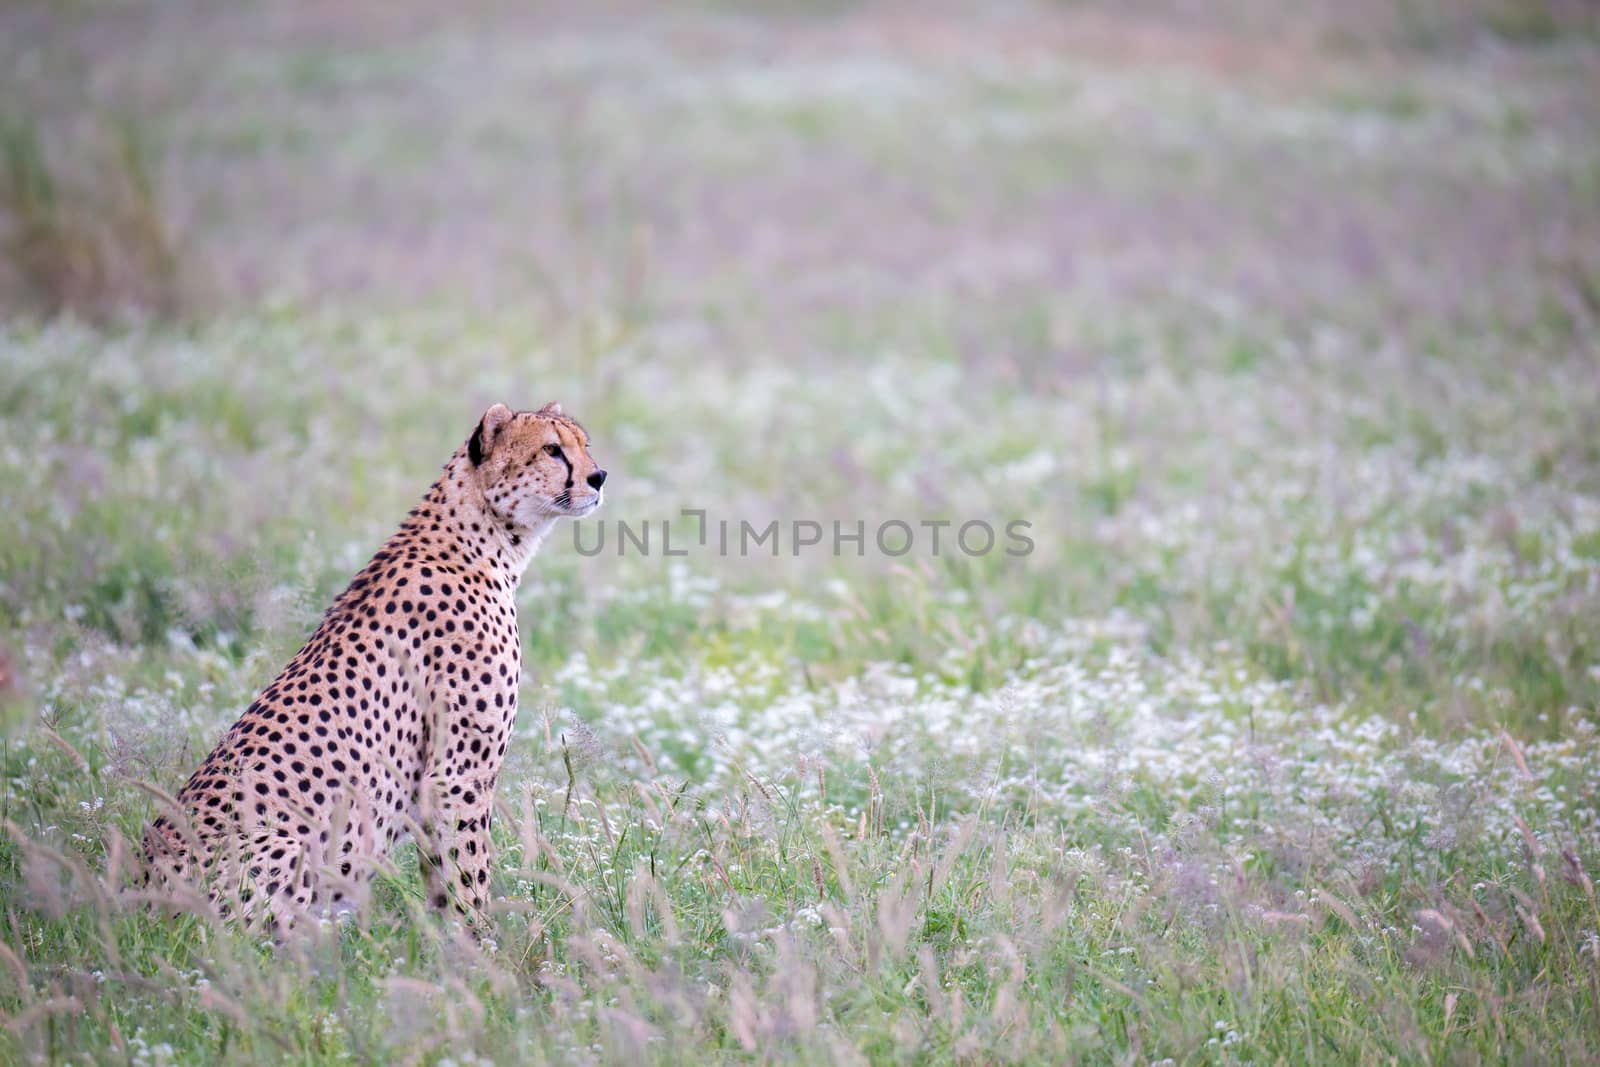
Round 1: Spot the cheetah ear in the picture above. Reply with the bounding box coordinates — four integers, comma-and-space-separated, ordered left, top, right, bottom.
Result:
538, 401, 563, 417
468, 403, 514, 466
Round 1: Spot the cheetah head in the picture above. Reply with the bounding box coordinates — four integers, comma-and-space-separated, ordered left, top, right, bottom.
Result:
468, 402, 606, 525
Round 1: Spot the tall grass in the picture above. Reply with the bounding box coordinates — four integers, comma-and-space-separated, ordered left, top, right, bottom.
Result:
0, 115, 185, 321
2, 719, 1597, 1064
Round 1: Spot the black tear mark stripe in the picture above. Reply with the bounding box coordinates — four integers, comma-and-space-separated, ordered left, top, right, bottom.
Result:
553, 447, 574, 488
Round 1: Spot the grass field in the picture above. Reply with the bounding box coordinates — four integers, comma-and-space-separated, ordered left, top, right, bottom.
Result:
3, 1, 1600, 1063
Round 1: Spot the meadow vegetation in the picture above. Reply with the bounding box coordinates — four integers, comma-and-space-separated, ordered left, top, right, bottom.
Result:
1, 0, 1598, 1062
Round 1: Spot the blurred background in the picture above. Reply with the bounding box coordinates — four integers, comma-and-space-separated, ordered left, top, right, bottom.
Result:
3, 0, 1599, 723
3, 0, 1598, 721
5, 1, 1599, 320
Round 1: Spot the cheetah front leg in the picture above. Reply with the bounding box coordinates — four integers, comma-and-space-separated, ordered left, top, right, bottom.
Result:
418, 771, 497, 930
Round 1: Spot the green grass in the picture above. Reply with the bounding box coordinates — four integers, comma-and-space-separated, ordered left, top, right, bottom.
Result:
2, 0, 1599, 1062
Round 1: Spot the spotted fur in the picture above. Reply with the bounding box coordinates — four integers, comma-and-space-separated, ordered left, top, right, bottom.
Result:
143, 402, 605, 930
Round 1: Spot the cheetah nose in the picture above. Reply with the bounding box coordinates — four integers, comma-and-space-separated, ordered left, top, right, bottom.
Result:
587, 469, 607, 490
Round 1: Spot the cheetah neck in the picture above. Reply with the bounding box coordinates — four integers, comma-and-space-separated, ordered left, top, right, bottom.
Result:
410, 453, 560, 590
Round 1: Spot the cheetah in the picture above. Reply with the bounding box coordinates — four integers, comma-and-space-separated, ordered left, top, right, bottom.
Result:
143, 402, 605, 930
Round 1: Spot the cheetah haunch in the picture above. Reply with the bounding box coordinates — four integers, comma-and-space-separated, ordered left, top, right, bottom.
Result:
143, 402, 605, 930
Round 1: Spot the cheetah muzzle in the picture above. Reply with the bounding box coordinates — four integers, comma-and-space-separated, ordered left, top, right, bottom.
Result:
142, 402, 606, 931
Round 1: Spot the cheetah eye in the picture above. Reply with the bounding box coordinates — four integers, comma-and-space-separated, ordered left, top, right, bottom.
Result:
544, 444, 562, 458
